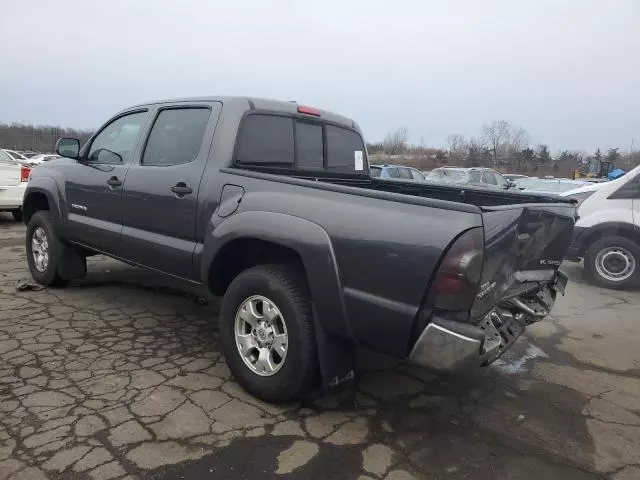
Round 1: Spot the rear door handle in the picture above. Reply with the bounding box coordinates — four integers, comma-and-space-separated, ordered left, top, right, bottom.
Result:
106, 176, 122, 188
171, 183, 193, 197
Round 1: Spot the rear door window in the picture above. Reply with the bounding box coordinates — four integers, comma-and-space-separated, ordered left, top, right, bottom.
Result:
326, 125, 365, 174
295, 122, 323, 170
494, 171, 507, 187
482, 171, 498, 185
397, 168, 413, 180
236, 115, 294, 166
142, 108, 211, 166
410, 169, 425, 180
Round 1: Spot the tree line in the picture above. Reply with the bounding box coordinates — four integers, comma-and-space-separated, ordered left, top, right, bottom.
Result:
1, 120, 637, 176
0, 123, 94, 153
367, 121, 640, 175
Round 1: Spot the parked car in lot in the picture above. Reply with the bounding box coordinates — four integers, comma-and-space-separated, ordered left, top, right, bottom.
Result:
425, 167, 516, 189
561, 166, 640, 289
26, 153, 62, 164
3, 149, 30, 162
503, 174, 528, 182
23, 96, 576, 403
515, 177, 589, 195
370, 164, 425, 181
0, 149, 31, 221
1, 149, 40, 167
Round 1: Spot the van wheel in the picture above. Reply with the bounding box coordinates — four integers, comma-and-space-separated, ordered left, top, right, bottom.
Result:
12, 209, 23, 222
26, 211, 87, 287
584, 236, 640, 289
219, 264, 317, 403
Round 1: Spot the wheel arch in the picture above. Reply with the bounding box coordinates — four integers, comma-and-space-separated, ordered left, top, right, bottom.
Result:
22, 178, 64, 229
203, 211, 357, 392
579, 222, 640, 256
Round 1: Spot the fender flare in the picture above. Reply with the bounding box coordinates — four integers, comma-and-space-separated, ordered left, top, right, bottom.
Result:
201, 211, 357, 391
23, 177, 65, 234
202, 210, 354, 342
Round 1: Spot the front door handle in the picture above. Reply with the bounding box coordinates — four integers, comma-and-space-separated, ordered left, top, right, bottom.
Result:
171, 183, 193, 197
106, 176, 122, 188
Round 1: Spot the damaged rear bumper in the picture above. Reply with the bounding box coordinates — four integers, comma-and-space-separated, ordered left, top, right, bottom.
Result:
409, 270, 567, 371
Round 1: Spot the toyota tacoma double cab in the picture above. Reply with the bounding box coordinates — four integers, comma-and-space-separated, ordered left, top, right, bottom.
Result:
23, 96, 576, 403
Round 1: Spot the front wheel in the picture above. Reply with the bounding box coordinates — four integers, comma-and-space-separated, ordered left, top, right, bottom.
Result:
584, 236, 640, 289
219, 264, 318, 403
26, 211, 82, 287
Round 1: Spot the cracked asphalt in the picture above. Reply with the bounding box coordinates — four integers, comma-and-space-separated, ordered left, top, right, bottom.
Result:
1, 214, 639, 480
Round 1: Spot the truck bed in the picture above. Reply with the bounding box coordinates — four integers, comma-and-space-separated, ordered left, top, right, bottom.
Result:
342, 175, 575, 207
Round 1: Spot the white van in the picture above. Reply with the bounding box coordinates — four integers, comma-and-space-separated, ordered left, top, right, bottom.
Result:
561, 165, 640, 289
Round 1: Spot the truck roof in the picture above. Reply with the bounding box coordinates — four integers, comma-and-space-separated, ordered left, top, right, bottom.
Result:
127, 96, 359, 131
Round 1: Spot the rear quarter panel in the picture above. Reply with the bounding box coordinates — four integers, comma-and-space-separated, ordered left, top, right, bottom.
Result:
209, 172, 482, 356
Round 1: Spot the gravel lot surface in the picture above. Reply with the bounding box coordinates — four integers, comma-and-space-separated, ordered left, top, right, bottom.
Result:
1, 214, 639, 480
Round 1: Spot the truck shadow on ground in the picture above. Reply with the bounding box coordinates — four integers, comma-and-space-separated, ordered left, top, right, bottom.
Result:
65, 261, 598, 480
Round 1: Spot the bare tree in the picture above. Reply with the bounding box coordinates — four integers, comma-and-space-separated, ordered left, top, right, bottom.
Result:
383, 127, 409, 155
446, 134, 467, 165
465, 137, 489, 167
507, 127, 528, 155
481, 120, 511, 165
506, 126, 528, 171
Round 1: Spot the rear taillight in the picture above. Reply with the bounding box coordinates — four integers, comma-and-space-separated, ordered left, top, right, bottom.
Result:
433, 228, 484, 311
20, 166, 31, 182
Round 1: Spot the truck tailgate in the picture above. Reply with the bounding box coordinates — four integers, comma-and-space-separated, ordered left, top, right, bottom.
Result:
472, 202, 576, 320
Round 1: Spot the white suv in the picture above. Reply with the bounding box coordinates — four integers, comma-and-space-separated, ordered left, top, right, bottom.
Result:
0, 149, 31, 221
562, 165, 640, 289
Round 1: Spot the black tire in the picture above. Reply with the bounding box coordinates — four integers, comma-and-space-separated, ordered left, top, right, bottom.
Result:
219, 264, 318, 403
11, 209, 23, 222
26, 211, 70, 287
583, 236, 640, 289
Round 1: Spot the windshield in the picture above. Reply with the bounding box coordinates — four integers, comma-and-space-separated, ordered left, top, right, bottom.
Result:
5, 150, 27, 160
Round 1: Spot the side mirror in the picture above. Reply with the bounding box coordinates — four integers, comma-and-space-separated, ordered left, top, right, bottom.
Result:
505, 180, 516, 189
55, 138, 80, 159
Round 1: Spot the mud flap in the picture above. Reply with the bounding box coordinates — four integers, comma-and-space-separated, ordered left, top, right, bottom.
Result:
312, 306, 356, 393
58, 245, 87, 280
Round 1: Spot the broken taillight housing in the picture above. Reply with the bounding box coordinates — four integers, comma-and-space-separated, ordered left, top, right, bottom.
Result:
433, 227, 484, 311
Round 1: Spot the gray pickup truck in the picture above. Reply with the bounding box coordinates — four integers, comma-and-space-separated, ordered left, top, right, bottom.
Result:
23, 97, 575, 403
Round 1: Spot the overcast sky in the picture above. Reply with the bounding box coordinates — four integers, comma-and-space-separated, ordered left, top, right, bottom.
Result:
2, 0, 639, 151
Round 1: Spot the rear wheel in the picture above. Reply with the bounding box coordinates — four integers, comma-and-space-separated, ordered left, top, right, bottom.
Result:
584, 236, 640, 289
219, 264, 317, 403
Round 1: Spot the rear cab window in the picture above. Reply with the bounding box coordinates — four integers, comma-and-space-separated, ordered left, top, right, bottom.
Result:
236, 115, 294, 166
235, 113, 367, 176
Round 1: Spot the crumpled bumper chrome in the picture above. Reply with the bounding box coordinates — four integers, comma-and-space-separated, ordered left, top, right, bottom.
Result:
409, 273, 565, 371
409, 320, 487, 371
